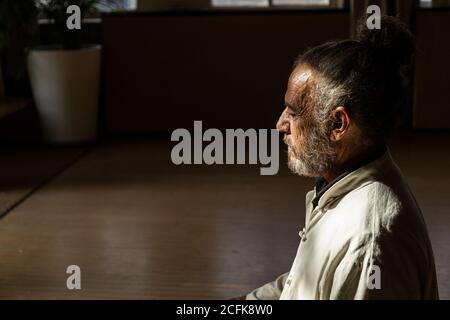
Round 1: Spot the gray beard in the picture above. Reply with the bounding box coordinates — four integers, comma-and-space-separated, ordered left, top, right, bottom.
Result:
283, 131, 337, 177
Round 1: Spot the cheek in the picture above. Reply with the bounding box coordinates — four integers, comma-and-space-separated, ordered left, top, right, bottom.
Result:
290, 120, 305, 147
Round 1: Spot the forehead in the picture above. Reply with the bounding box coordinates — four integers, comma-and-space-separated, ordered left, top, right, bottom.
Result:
285, 64, 314, 106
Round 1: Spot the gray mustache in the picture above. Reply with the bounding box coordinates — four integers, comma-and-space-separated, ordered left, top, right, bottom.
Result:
283, 135, 292, 147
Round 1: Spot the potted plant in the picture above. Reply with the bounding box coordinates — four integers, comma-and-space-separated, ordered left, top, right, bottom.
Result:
27, 0, 121, 144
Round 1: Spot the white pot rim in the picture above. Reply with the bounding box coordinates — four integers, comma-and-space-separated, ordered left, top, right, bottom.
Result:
28, 44, 101, 52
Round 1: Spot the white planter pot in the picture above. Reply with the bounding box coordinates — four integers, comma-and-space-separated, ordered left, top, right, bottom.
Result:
27, 45, 101, 144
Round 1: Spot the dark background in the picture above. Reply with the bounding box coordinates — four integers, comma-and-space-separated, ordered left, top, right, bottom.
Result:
2, 1, 450, 140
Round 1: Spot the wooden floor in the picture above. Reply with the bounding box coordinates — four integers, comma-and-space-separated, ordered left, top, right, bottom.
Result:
0, 145, 86, 218
0, 132, 449, 299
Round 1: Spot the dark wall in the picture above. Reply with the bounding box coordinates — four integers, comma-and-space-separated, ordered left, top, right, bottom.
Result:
102, 10, 350, 132
413, 8, 450, 129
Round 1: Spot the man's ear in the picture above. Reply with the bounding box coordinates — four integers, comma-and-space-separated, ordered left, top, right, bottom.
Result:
330, 106, 351, 142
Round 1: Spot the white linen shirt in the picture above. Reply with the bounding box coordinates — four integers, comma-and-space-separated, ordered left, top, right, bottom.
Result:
246, 151, 439, 300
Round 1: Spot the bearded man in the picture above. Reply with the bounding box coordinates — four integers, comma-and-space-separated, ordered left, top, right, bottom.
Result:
244, 16, 439, 300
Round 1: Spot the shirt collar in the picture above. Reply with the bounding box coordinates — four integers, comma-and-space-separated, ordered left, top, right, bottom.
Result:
313, 147, 395, 210
312, 170, 350, 209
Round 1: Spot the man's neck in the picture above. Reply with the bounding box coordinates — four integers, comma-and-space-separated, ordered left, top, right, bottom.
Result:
322, 144, 387, 183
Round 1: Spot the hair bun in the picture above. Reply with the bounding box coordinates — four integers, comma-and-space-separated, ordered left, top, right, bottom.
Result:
356, 15, 415, 67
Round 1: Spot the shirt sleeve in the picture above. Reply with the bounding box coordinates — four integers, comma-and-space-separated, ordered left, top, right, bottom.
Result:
327, 250, 371, 299
246, 272, 289, 300
326, 234, 429, 300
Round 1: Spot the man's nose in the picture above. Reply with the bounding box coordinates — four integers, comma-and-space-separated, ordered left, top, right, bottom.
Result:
276, 109, 290, 134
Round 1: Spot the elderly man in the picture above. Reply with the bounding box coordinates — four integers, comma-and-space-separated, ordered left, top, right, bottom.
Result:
245, 16, 439, 300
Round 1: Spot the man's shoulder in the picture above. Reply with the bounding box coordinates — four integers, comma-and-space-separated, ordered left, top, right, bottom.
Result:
344, 174, 416, 211
339, 180, 402, 212
336, 178, 419, 234
337, 177, 428, 253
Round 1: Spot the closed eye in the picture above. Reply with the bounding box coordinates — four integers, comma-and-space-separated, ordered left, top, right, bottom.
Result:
285, 106, 298, 118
